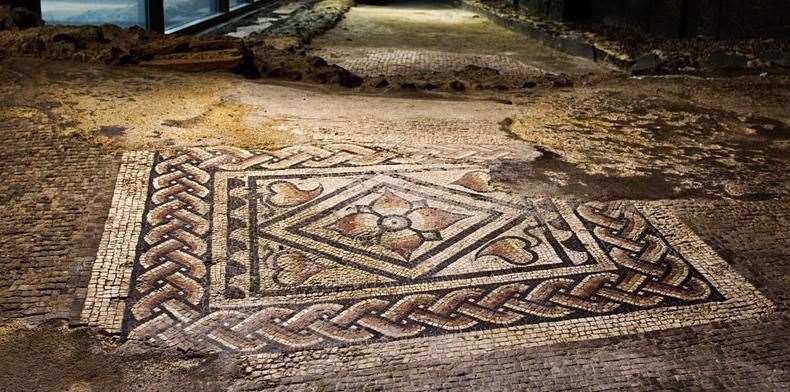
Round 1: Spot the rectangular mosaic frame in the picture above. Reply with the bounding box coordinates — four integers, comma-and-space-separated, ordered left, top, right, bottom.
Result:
208, 166, 618, 308
82, 147, 773, 354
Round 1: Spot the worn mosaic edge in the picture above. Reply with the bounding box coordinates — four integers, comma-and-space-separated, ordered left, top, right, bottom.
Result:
245, 201, 774, 367
81, 151, 154, 333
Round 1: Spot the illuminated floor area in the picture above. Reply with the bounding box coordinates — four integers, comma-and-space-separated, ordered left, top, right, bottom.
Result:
310, 1, 606, 77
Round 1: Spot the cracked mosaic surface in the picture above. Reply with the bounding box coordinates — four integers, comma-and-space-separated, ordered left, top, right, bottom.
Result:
82, 144, 773, 354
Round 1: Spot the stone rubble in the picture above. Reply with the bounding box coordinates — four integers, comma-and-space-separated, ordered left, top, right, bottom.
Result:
0, 4, 363, 88
0, 3, 586, 93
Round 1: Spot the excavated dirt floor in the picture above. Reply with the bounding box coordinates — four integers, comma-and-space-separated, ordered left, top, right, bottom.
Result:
2, 57, 786, 200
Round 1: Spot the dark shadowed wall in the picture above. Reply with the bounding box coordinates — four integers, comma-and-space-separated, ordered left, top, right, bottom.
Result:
1, 1, 41, 15
519, 0, 790, 39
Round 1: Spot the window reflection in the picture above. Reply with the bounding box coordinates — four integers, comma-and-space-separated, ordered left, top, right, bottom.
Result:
41, 0, 146, 28
165, 0, 219, 30
230, 0, 250, 9
230, 0, 252, 9
41, 1, 257, 32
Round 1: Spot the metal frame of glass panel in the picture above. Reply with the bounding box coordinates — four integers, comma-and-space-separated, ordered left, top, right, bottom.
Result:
25, 0, 267, 34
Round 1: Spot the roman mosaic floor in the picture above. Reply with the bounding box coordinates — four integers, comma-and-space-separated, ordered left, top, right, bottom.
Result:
81, 144, 772, 357
1, 53, 788, 390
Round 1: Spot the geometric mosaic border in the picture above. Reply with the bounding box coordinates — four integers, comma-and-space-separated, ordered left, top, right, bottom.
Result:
80, 143, 538, 334
245, 204, 773, 366
82, 145, 774, 354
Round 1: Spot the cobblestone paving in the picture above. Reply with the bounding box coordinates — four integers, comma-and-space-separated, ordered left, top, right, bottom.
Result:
311, 47, 544, 77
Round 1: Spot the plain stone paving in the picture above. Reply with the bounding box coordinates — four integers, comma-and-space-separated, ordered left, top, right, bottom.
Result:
310, 2, 606, 77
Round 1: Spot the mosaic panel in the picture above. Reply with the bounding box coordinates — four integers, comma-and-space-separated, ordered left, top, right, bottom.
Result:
83, 144, 773, 354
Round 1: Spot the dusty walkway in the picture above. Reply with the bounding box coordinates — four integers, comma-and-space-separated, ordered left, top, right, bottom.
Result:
310, 0, 607, 77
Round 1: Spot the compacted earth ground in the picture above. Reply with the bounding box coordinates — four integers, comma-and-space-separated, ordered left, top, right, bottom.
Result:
0, 1, 788, 391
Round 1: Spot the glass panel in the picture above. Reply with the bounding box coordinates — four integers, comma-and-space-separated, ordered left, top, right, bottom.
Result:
166, 0, 219, 30
230, 0, 249, 9
41, 0, 146, 28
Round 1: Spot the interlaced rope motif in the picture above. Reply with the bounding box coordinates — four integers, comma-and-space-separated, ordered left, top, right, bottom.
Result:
127, 146, 714, 352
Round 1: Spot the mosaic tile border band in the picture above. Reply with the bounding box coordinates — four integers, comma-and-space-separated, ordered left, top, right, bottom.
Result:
82, 146, 773, 354
81, 151, 155, 332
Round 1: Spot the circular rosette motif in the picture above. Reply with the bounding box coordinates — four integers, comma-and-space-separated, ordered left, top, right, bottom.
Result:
329, 190, 469, 260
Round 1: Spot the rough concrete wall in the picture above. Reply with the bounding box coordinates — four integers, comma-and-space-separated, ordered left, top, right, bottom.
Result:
519, 0, 582, 21
651, 0, 686, 38
586, 0, 685, 38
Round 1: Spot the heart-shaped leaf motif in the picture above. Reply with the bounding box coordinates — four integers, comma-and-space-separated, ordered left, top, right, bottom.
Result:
266, 180, 323, 207
452, 171, 494, 192
272, 251, 326, 286
476, 236, 537, 265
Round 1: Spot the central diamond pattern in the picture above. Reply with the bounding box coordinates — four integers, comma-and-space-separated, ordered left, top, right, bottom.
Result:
253, 169, 530, 283
329, 190, 469, 260
213, 165, 606, 302
257, 174, 525, 280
